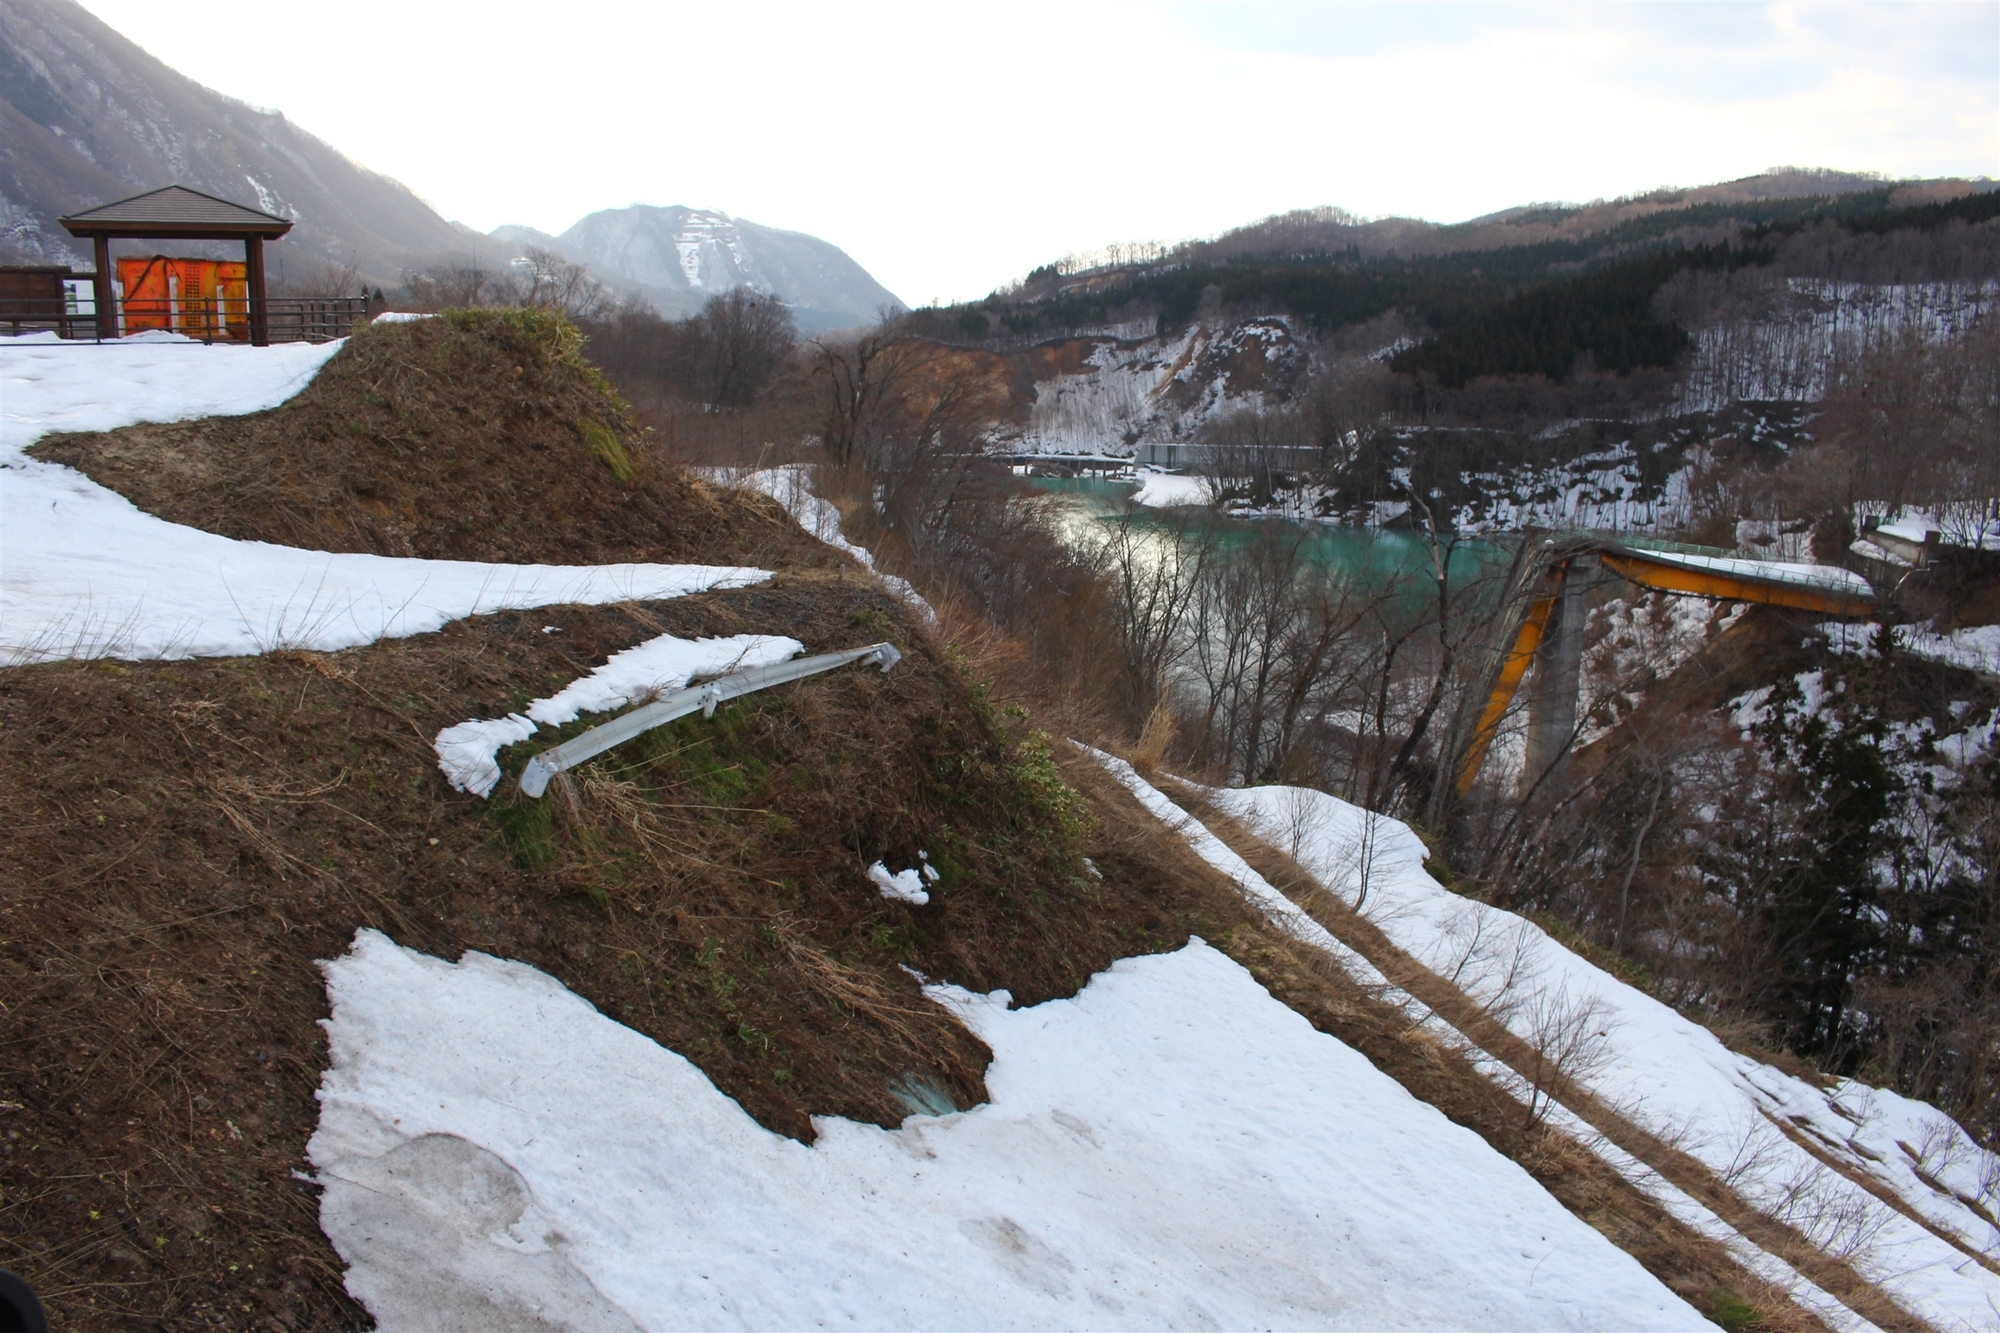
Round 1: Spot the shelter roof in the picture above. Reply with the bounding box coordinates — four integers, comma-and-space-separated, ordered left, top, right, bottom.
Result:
60, 185, 292, 240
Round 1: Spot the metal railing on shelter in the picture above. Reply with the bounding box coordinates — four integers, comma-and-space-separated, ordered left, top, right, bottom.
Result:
0, 295, 370, 344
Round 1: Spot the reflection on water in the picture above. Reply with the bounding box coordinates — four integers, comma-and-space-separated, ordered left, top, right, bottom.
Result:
1025, 475, 1513, 600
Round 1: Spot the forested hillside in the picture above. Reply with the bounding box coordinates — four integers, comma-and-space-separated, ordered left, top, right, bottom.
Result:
915, 181, 1999, 394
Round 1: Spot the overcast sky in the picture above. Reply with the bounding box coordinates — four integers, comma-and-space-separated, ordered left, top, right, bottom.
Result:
77, 1, 2000, 305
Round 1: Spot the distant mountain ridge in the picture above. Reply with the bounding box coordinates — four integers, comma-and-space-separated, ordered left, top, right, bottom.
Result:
0, 0, 466, 284
0, 0, 903, 328
485, 205, 903, 332
1025, 169, 1997, 297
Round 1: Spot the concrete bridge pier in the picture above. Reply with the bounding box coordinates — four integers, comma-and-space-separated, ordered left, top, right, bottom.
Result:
1521, 552, 1598, 797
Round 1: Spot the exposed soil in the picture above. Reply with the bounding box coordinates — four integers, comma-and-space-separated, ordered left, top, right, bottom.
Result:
1898, 552, 2000, 631
28, 310, 842, 573
0, 574, 1285, 1330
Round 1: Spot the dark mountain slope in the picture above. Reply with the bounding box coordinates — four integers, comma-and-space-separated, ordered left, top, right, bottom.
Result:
0, 0, 465, 283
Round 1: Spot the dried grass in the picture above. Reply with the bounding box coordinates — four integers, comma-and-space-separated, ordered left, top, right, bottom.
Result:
29, 312, 842, 573
0, 576, 1296, 1329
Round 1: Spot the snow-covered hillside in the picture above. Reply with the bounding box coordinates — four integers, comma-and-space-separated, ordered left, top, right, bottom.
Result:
1200, 779, 2000, 1333
1679, 280, 1999, 412
310, 928, 1705, 1331
20, 327, 1998, 1333
0, 333, 771, 662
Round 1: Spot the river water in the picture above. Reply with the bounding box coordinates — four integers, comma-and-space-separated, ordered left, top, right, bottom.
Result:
1025, 476, 1514, 610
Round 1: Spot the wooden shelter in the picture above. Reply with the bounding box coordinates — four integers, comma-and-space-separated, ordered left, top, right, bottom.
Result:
59, 185, 292, 344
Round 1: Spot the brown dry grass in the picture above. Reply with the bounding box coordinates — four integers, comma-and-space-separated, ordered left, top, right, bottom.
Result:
29, 310, 841, 573
0, 573, 1296, 1329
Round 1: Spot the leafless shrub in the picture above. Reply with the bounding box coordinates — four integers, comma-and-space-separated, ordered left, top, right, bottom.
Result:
1515, 985, 1619, 1126
275, 256, 361, 299
1303, 799, 1387, 915
514, 246, 610, 322
400, 257, 518, 311
1434, 904, 1541, 1020
1762, 1152, 1896, 1263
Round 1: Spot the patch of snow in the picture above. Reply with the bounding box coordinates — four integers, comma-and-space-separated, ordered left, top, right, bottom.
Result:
373, 312, 432, 323
1876, 520, 1938, 545
865, 861, 929, 905
1097, 755, 1883, 1333
1852, 536, 1915, 567
434, 632, 803, 797
1203, 782, 2000, 1330
712, 465, 936, 624
310, 927, 1706, 1330
1129, 472, 1211, 509
1736, 518, 1814, 563
1826, 620, 2000, 677
0, 339, 774, 663
1084, 748, 1389, 985
1679, 280, 1999, 411
1, 335, 342, 445
1579, 594, 1719, 746
1896, 624, 2000, 677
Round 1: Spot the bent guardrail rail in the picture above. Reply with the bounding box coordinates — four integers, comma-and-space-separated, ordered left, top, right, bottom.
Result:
518, 641, 902, 798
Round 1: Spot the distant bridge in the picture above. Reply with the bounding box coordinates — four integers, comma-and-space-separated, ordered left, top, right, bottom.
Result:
1457, 534, 1878, 795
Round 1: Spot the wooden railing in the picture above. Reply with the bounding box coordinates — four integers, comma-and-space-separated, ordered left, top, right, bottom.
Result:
0, 296, 370, 343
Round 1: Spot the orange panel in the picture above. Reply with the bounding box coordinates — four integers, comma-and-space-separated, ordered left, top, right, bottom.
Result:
216, 262, 248, 340
117, 256, 173, 333
172, 259, 217, 339
116, 257, 251, 340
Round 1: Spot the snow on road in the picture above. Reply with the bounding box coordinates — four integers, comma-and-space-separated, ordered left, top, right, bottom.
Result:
0, 334, 771, 662
433, 631, 805, 797
310, 928, 1706, 1331
1202, 781, 2000, 1333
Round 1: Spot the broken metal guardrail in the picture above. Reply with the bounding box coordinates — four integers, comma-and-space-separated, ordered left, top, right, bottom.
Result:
517, 641, 902, 798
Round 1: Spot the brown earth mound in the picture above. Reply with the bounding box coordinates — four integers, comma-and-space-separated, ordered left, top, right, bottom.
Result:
30, 309, 843, 571
0, 579, 1805, 1328
0, 577, 1275, 1328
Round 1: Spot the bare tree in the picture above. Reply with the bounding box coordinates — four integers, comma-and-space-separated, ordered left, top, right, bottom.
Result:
680, 289, 798, 408
400, 258, 517, 311
516, 247, 610, 322
275, 256, 361, 299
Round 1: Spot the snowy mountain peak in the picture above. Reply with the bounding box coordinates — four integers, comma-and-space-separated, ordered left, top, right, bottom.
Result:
539, 203, 901, 332
670, 208, 756, 293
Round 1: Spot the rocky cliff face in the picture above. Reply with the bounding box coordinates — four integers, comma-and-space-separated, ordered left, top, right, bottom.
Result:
1005, 317, 1310, 456
0, 0, 470, 285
